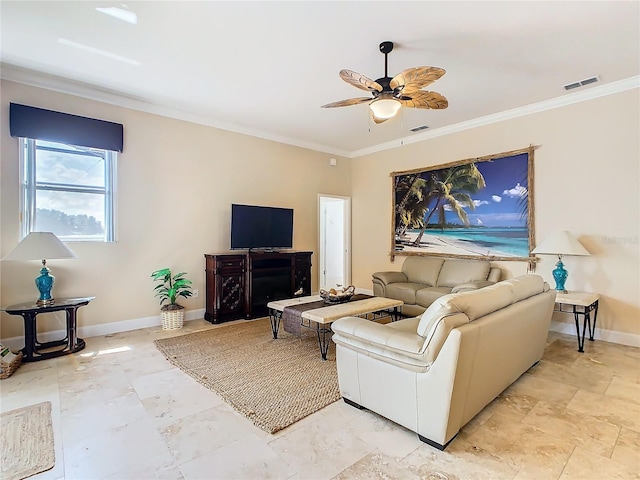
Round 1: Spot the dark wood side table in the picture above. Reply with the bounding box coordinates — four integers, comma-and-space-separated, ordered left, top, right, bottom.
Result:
2, 297, 94, 362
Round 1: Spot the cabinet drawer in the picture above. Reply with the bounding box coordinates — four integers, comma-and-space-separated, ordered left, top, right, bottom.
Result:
216, 256, 245, 272
295, 255, 311, 267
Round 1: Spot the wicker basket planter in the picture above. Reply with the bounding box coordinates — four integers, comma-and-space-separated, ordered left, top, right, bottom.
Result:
152, 268, 192, 331
0, 351, 23, 379
161, 306, 185, 330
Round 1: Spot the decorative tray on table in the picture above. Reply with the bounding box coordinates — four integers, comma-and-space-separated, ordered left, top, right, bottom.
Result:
319, 285, 356, 304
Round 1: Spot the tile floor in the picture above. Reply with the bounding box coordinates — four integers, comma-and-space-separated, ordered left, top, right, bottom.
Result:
1, 319, 639, 480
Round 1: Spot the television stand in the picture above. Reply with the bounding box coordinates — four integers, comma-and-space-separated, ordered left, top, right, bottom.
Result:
204, 251, 312, 323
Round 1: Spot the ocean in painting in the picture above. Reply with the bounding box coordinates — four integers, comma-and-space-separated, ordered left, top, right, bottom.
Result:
408, 226, 529, 257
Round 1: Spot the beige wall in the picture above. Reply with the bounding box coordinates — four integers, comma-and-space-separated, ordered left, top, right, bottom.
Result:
0, 80, 350, 338
2, 80, 638, 341
351, 89, 640, 338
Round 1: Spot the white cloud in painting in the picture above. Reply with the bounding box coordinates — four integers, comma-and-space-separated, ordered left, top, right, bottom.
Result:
481, 212, 524, 222
503, 183, 527, 198
444, 200, 488, 211
492, 195, 502, 202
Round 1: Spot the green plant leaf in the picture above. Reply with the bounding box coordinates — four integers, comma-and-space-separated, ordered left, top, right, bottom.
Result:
151, 267, 193, 306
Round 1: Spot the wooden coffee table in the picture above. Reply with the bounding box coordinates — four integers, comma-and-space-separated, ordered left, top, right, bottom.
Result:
267, 295, 403, 360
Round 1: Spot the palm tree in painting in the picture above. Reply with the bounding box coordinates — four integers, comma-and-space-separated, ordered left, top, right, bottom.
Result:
394, 175, 429, 237
515, 167, 529, 223
411, 163, 486, 246
398, 203, 427, 237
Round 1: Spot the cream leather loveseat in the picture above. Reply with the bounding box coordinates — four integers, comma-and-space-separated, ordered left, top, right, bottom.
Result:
331, 275, 555, 450
372, 256, 502, 317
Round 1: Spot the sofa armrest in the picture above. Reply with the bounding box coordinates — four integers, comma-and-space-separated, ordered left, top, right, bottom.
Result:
488, 267, 501, 283
332, 314, 468, 371
451, 280, 496, 294
331, 316, 424, 356
372, 271, 408, 286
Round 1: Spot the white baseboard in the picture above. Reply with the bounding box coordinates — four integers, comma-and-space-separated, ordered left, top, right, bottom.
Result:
549, 320, 640, 348
3, 303, 638, 352
0, 308, 206, 352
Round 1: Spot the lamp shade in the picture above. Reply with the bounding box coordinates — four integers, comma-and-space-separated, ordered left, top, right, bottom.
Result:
370, 99, 401, 120
2, 232, 77, 261
531, 230, 589, 256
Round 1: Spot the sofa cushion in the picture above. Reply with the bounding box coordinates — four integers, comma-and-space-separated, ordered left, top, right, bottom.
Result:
402, 256, 444, 287
503, 275, 547, 302
445, 282, 515, 321
417, 281, 516, 338
451, 280, 495, 293
436, 259, 491, 288
385, 283, 425, 304
415, 286, 453, 307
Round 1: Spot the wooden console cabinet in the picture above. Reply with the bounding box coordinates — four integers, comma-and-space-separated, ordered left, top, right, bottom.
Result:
204, 251, 312, 323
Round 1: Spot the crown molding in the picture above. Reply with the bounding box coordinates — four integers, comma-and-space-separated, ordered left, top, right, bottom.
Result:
2, 63, 637, 159
0, 63, 350, 158
350, 75, 640, 158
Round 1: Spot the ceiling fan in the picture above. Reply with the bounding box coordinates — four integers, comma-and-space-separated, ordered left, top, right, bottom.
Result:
321, 41, 448, 124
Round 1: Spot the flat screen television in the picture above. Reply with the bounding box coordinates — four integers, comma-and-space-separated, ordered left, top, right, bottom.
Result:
230, 204, 294, 250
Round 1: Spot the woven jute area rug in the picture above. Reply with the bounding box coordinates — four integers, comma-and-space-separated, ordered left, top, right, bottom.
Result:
0, 401, 55, 480
154, 318, 340, 434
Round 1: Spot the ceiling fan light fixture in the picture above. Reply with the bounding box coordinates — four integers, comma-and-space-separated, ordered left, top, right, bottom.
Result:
323, 41, 447, 119
370, 99, 401, 120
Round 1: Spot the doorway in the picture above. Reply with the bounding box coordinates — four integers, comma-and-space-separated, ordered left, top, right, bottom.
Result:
318, 195, 351, 290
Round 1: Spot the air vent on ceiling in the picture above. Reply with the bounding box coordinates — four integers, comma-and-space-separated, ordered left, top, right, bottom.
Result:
410, 125, 429, 132
564, 75, 599, 91
580, 76, 599, 86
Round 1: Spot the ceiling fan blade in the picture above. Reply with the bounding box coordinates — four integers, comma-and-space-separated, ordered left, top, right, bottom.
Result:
339, 70, 383, 92
390, 67, 446, 93
321, 97, 372, 108
400, 91, 449, 109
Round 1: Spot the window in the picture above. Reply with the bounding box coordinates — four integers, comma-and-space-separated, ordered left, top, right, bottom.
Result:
19, 138, 117, 242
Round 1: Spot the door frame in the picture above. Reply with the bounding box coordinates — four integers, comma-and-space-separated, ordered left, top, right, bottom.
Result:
318, 194, 351, 290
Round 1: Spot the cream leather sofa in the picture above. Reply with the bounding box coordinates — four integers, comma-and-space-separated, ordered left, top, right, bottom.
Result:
372, 256, 502, 317
331, 275, 555, 450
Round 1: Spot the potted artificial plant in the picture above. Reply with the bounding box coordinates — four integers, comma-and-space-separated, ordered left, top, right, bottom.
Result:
151, 268, 193, 330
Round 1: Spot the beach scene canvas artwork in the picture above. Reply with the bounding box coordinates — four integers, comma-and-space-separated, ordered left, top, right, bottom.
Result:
393, 149, 533, 260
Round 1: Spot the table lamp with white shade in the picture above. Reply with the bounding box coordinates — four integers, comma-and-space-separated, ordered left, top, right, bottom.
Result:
531, 230, 590, 293
2, 232, 77, 305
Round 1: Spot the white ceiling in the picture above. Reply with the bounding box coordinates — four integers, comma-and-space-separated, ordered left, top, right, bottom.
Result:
1, 1, 638, 157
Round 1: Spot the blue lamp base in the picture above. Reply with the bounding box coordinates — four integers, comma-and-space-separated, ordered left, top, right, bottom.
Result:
35, 263, 55, 306
552, 257, 568, 294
